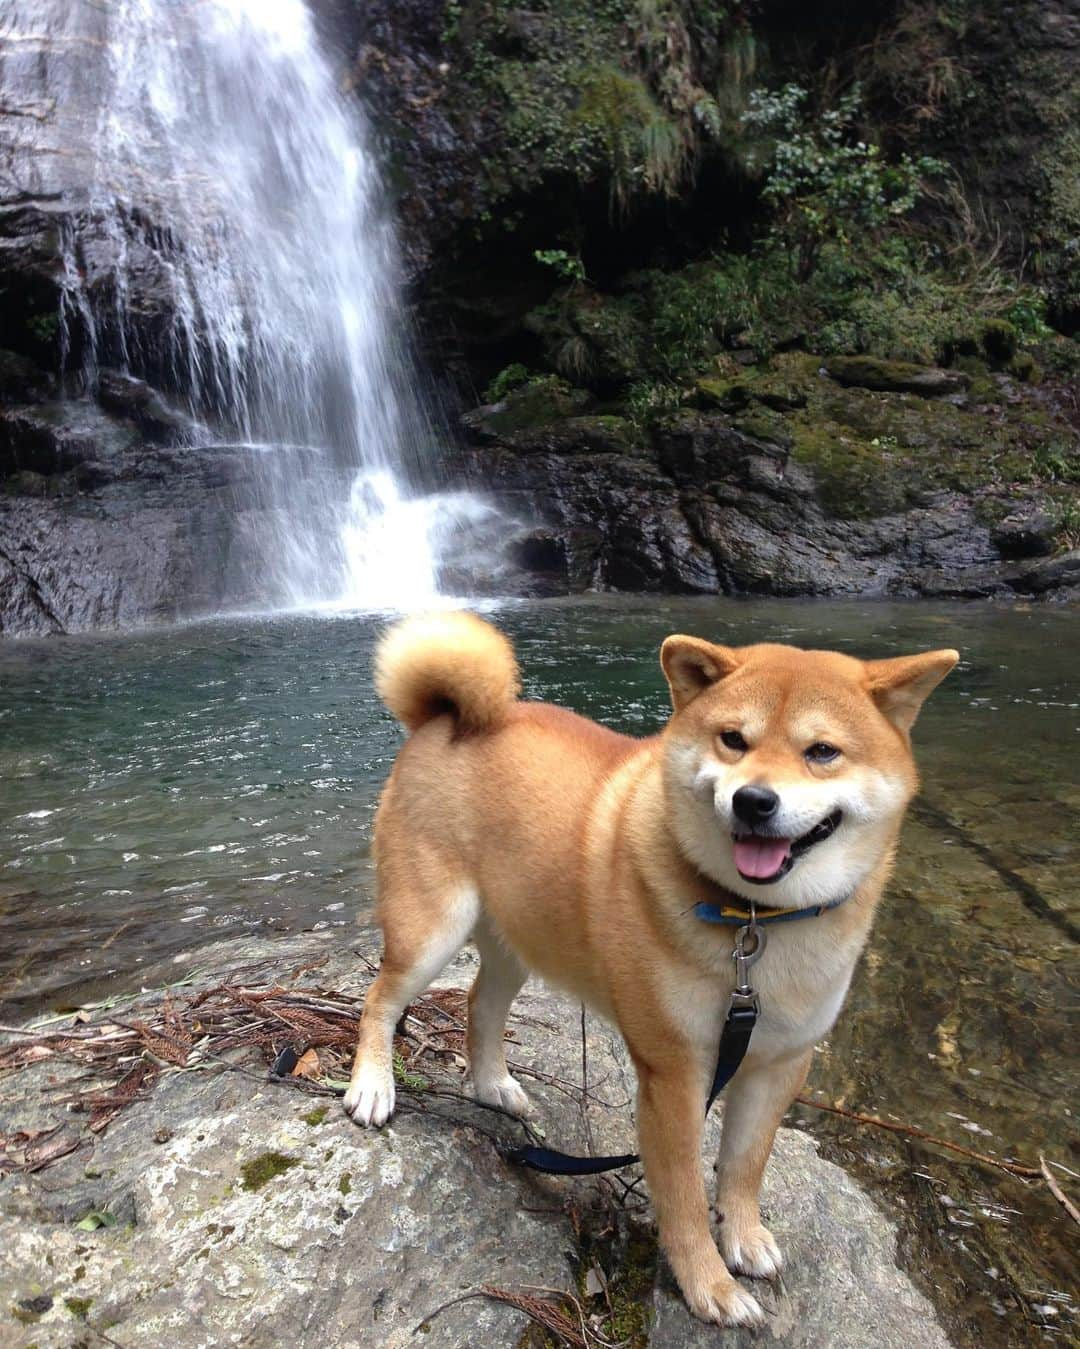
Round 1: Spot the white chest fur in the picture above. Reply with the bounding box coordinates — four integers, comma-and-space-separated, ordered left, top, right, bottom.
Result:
658, 921, 861, 1067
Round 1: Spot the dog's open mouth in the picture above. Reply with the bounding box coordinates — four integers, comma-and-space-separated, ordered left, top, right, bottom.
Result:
732, 810, 842, 884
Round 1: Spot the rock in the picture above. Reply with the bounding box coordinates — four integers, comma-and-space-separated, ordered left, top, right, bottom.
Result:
1008, 548, 1080, 596
96, 371, 197, 445
0, 349, 54, 404
823, 357, 969, 397
445, 404, 1052, 601
0, 428, 324, 634
991, 508, 1056, 559
648, 1131, 949, 1348
461, 379, 595, 445
695, 375, 807, 413
0, 931, 951, 1349
0, 401, 136, 478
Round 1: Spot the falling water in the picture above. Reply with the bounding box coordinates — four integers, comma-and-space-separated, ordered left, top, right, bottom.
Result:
0, 0, 488, 609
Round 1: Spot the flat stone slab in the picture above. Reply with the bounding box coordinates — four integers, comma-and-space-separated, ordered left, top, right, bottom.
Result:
0, 931, 951, 1347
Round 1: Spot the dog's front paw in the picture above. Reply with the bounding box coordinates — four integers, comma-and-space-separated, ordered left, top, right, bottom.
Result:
719, 1220, 783, 1280
680, 1261, 765, 1328
471, 1071, 532, 1118
343, 1060, 395, 1127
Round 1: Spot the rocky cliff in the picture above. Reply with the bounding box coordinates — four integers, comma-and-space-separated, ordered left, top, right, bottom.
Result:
1, 0, 1078, 632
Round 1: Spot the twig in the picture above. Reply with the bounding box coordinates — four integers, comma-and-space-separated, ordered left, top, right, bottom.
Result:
1040, 1153, 1080, 1225
580, 1004, 595, 1158
796, 1093, 1041, 1177
413, 1285, 588, 1347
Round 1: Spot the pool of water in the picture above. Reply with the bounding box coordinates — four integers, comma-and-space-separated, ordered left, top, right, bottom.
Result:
1, 596, 1076, 1343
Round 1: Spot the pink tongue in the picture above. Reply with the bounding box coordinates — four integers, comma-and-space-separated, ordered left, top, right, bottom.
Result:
733, 837, 791, 880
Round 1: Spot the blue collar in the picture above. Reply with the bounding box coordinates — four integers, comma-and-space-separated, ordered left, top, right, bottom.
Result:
694, 897, 845, 925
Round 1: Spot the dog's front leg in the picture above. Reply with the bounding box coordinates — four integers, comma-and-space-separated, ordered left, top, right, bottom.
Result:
636, 1062, 765, 1328
714, 1046, 813, 1279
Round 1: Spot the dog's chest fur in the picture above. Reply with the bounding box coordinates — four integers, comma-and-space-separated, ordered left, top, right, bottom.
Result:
657, 920, 863, 1066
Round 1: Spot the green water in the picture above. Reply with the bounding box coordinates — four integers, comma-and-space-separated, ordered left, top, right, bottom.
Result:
0, 597, 1076, 1344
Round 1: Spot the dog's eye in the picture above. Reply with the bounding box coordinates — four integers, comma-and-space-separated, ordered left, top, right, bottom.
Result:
719, 730, 748, 752
805, 742, 840, 764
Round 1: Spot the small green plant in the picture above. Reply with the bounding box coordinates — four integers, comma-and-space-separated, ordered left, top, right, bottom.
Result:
626, 378, 683, 427
1032, 437, 1080, 484
27, 311, 60, 345
392, 1050, 429, 1092
483, 362, 531, 403
743, 84, 944, 281
535, 248, 587, 285
1003, 292, 1054, 344
1052, 498, 1080, 550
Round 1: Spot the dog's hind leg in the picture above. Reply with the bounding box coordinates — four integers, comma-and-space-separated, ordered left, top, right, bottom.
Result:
345, 882, 479, 1127
467, 917, 530, 1117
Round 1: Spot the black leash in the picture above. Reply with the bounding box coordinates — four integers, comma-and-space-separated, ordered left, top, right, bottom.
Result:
505, 923, 766, 1176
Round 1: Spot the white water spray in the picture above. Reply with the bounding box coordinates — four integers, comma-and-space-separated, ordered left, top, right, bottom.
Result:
1, 0, 485, 610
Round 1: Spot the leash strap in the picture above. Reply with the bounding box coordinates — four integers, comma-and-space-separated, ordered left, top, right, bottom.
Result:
505, 995, 759, 1176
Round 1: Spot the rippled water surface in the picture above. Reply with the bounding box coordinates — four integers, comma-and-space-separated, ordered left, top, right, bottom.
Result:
1, 597, 1076, 1344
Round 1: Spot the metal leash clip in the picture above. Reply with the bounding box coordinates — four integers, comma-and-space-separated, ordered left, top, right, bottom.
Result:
731, 915, 766, 1012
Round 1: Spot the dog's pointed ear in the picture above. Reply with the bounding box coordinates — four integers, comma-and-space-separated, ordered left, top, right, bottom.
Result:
660, 636, 741, 712
864, 649, 959, 733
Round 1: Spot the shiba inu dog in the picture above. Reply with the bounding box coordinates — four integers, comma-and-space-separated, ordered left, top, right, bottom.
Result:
346, 611, 957, 1327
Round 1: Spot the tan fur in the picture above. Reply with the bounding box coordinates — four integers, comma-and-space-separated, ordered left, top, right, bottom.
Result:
348, 614, 957, 1327
374, 609, 520, 733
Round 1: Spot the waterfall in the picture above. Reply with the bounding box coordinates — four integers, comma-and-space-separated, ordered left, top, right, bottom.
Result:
1, 0, 488, 611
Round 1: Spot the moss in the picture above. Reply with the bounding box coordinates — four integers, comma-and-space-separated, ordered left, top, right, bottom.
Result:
1007, 351, 1042, 383
570, 1224, 656, 1349
481, 376, 591, 433
238, 1152, 300, 1193
338, 1172, 352, 1196
980, 318, 1018, 363
64, 1297, 93, 1320
1032, 128, 1080, 323
445, 0, 740, 215
301, 1106, 328, 1127
823, 355, 964, 395
789, 421, 904, 518
696, 365, 808, 414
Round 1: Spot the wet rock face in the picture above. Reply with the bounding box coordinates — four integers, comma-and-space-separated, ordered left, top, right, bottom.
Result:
0, 387, 311, 635
0, 931, 951, 1348
445, 388, 1077, 602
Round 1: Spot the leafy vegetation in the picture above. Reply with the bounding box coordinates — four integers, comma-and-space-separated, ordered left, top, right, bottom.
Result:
742, 84, 944, 281
445, 0, 755, 212
522, 234, 1054, 397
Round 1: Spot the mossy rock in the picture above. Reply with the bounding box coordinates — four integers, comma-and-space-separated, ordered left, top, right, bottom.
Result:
1007, 351, 1042, 384
479, 377, 592, 434
525, 290, 646, 387
980, 319, 1019, 363
823, 356, 968, 397
695, 371, 806, 413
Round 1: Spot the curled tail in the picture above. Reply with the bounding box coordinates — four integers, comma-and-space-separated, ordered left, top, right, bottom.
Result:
375, 611, 521, 734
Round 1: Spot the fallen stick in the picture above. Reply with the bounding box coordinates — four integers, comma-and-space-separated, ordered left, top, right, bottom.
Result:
795, 1093, 1041, 1177
1040, 1153, 1080, 1225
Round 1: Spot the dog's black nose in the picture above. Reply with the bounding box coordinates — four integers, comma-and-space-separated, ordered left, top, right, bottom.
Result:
732, 785, 780, 827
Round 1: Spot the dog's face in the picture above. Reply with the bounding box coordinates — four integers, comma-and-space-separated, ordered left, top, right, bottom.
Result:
659, 637, 958, 909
